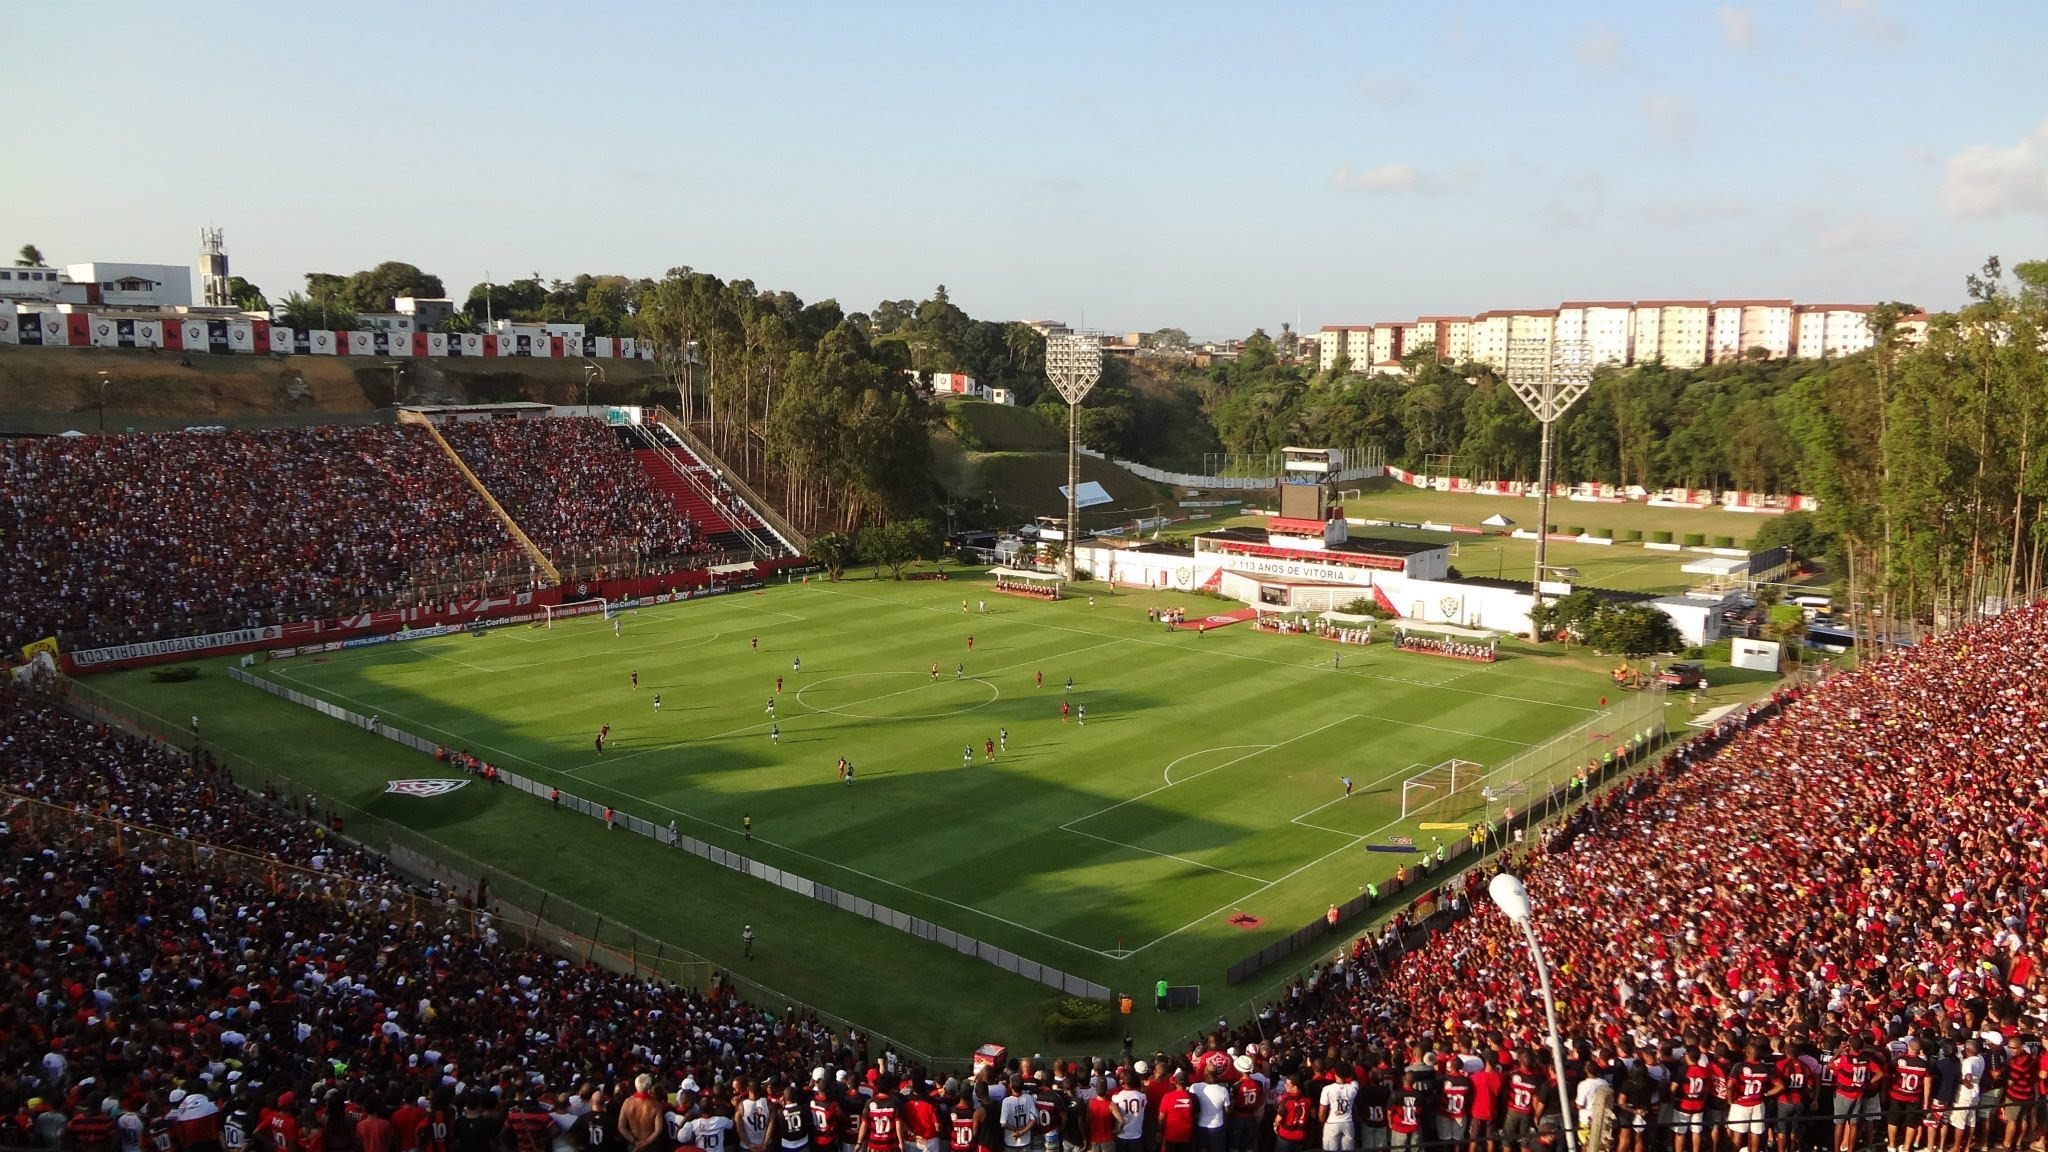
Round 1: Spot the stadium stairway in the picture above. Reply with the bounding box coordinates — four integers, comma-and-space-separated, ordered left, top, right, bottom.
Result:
617, 425, 777, 556
396, 410, 561, 583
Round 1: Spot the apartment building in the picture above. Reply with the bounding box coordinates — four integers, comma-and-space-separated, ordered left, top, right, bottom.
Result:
1322, 296, 1905, 376
1709, 300, 1795, 362
1793, 305, 1877, 358
1555, 302, 1635, 365
1316, 325, 1375, 373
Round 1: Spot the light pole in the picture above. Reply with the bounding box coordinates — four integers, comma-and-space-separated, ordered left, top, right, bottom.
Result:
1044, 333, 1103, 582
583, 360, 607, 409
97, 370, 109, 434
1489, 872, 1577, 1152
383, 361, 404, 405
1504, 338, 1593, 641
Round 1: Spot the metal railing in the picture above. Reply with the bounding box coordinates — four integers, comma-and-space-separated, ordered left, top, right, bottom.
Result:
651, 406, 809, 554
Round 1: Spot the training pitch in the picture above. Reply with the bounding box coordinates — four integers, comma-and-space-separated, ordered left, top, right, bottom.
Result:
97, 575, 1619, 1054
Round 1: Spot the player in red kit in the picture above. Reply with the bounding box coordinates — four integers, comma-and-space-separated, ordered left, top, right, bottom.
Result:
1061, 701, 1071, 723
630, 670, 638, 689
985, 738, 996, 763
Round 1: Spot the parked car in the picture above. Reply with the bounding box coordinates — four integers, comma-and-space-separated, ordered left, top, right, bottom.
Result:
1658, 661, 1709, 689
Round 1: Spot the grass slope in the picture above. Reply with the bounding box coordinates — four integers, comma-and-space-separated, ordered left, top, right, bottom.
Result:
93, 577, 1614, 1053
1341, 478, 1768, 543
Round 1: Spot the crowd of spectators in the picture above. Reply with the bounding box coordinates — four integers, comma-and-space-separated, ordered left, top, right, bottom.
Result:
0, 426, 524, 652
440, 420, 716, 573
7, 597, 2048, 1152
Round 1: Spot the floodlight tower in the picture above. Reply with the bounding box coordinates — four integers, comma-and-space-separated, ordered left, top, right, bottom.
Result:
1504, 338, 1594, 641
1045, 332, 1104, 581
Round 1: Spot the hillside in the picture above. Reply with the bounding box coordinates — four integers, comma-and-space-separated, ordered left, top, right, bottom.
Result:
0, 346, 668, 434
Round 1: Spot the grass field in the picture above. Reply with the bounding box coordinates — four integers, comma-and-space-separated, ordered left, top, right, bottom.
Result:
93, 576, 1626, 1056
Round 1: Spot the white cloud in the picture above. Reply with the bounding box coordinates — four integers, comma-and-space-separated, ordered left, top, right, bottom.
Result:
1332, 163, 1479, 195
1358, 72, 1416, 108
1818, 0, 1904, 44
1643, 198, 1750, 227
1575, 23, 1624, 69
1941, 119, 2048, 219
1717, 5, 1759, 49
1642, 93, 1697, 144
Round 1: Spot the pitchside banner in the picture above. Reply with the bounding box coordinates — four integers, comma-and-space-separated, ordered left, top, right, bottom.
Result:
71, 626, 284, 668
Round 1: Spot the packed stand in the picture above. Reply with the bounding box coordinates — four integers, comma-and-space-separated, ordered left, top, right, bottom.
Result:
1191, 599, 2048, 1152
0, 426, 523, 652
441, 419, 714, 573
11, 599, 2048, 1152
0, 682, 885, 1152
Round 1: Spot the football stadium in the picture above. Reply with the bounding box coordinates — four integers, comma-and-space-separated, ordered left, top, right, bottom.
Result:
7, 8, 2048, 1152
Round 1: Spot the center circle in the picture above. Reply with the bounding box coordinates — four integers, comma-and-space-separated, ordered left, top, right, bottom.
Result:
794, 671, 1000, 720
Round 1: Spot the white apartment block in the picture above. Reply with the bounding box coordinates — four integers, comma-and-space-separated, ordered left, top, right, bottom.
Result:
1321, 297, 1904, 376
1317, 325, 1375, 373
1469, 313, 1513, 369
1707, 300, 1795, 362
1556, 302, 1635, 365
1636, 301, 1712, 368
1794, 305, 1877, 358
1370, 324, 1401, 366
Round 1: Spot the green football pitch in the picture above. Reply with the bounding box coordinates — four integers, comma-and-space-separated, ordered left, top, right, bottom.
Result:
91, 575, 1622, 1059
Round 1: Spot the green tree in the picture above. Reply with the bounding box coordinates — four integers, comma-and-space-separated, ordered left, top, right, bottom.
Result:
1749, 511, 1832, 562
856, 518, 937, 579
342, 261, 444, 312
808, 532, 855, 581
1582, 603, 1685, 657
15, 244, 44, 267
277, 291, 358, 332
1146, 328, 1190, 350
1528, 589, 1605, 643
225, 276, 267, 311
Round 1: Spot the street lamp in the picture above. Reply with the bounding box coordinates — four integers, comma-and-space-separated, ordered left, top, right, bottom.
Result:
97, 370, 109, 434
382, 361, 404, 405
1503, 339, 1593, 641
1044, 333, 1103, 582
1488, 872, 1577, 1152
583, 361, 607, 409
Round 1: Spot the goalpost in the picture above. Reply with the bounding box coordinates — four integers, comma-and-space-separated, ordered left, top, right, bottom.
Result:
1399, 758, 1485, 819
539, 598, 610, 628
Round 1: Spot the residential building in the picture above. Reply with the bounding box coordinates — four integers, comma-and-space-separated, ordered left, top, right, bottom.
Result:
1369, 323, 1401, 365
63, 262, 193, 308
1468, 312, 1513, 369
1316, 325, 1374, 373
1794, 305, 1877, 358
356, 312, 417, 336
395, 296, 457, 331
0, 265, 66, 303
1709, 300, 1795, 362
1637, 301, 1712, 367
1556, 302, 1634, 365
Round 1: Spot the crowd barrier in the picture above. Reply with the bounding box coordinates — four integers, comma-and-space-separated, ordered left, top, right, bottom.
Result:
0, 310, 655, 359
224, 667, 1115, 1004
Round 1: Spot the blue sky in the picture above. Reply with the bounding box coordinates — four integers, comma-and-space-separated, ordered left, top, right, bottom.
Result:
7, 0, 2046, 337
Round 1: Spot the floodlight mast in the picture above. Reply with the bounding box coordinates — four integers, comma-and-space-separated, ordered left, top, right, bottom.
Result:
1504, 338, 1594, 641
1044, 333, 1104, 581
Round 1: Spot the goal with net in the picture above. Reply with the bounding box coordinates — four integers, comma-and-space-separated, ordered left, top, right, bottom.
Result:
1399, 758, 1485, 819
539, 598, 610, 628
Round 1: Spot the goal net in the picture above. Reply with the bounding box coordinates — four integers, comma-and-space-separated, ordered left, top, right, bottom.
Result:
539, 598, 609, 628
1399, 758, 1485, 819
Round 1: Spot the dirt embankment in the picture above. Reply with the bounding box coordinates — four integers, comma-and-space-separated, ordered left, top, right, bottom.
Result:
0, 346, 671, 434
